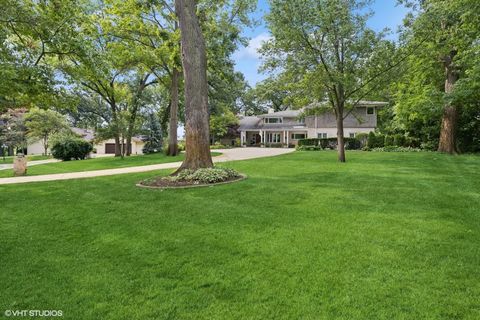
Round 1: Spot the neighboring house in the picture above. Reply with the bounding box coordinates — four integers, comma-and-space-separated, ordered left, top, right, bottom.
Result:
93, 137, 145, 155
27, 127, 145, 155
238, 101, 387, 147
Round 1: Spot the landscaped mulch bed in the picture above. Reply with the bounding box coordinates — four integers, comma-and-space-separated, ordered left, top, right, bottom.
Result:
137, 174, 246, 189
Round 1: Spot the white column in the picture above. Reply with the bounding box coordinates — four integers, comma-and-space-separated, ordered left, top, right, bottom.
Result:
286, 131, 289, 147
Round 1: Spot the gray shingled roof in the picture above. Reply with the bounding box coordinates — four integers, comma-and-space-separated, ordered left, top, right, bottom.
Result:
72, 127, 95, 141
257, 109, 303, 118
238, 116, 262, 130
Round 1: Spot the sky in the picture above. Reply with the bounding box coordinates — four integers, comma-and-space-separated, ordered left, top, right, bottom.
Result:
233, 0, 410, 86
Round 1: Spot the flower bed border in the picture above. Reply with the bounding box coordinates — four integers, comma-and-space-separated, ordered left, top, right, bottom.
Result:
136, 174, 247, 190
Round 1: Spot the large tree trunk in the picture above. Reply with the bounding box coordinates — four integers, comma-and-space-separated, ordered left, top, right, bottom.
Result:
126, 136, 132, 156
438, 51, 459, 154
114, 135, 121, 157
336, 110, 346, 163
110, 103, 122, 157
175, 0, 213, 171
167, 67, 180, 156
126, 76, 149, 156
43, 136, 48, 156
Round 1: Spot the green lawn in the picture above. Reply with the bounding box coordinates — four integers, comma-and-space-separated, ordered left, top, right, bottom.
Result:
1, 151, 479, 319
0, 152, 222, 177
1, 154, 52, 162
0, 152, 185, 177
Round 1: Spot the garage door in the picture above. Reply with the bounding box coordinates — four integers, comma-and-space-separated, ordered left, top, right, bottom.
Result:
105, 143, 116, 154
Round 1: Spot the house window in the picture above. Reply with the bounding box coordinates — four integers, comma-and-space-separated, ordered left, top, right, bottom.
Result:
318, 133, 327, 139
367, 107, 375, 115
298, 118, 305, 124
265, 117, 283, 124
291, 133, 306, 140
349, 133, 355, 138
266, 133, 281, 143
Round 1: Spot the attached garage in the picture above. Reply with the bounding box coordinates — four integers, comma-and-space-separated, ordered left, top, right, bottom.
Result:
96, 139, 145, 155
105, 143, 116, 154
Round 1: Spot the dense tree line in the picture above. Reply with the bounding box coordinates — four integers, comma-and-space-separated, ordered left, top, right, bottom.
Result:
258, 0, 480, 161
1, 0, 479, 166
0, 0, 255, 167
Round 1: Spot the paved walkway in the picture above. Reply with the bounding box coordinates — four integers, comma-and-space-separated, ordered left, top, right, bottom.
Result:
0, 148, 295, 185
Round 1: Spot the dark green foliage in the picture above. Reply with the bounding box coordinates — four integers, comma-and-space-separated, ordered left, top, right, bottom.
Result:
298, 139, 319, 146
345, 138, 361, 150
367, 132, 385, 149
142, 113, 163, 154
298, 138, 361, 150
51, 136, 93, 161
384, 135, 395, 147
393, 134, 406, 147
296, 145, 323, 151
371, 146, 423, 152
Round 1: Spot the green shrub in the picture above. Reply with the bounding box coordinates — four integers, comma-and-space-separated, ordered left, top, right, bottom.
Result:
393, 134, 406, 147
384, 135, 395, 147
168, 167, 240, 184
296, 145, 323, 151
345, 138, 361, 150
51, 135, 93, 161
298, 139, 320, 146
355, 132, 368, 147
367, 132, 384, 148
298, 137, 361, 150
371, 146, 423, 152
210, 142, 231, 149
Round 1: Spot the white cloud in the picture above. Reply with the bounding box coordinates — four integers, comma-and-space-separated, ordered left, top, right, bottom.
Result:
234, 33, 271, 60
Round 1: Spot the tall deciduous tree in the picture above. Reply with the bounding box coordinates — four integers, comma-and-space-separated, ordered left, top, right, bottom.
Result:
175, 0, 213, 170
0, 0, 82, 111
105, 0, 182, 156
25, 107, 69, 155
262, 0, 401, 162
397, 0, 480, 153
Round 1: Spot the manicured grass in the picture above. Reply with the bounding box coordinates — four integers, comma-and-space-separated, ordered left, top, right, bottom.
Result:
1, 151, 479, 319
0, 152, 220, 177
0, 154, 52, 162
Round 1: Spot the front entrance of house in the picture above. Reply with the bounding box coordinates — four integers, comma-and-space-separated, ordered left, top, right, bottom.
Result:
242, 130, 308, 147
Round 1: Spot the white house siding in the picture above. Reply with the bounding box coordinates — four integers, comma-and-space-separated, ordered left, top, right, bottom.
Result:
27, 140, 48, 155
94, 138, 145, 155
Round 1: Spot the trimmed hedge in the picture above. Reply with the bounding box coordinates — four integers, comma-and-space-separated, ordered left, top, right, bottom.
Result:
365, 132, 421, 150
298, 137, 361, 150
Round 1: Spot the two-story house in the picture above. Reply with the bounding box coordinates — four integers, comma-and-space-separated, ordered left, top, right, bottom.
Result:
238, 101, 387, 147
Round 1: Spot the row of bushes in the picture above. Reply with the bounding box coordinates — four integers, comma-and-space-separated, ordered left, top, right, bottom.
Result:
370, 146, 423, 152
366, 132, 420, 149
298, 137, 362, 150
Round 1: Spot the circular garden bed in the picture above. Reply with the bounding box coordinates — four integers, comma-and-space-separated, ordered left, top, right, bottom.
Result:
137, 167, 246, 189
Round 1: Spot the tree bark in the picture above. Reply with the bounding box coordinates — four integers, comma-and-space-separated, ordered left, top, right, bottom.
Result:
43, 136, 48, 156
126, 80, 146, 156
167, 67, 180, 156
336, 109, 346, 163
175, 0, 213, 171
438, 51, 459, 154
